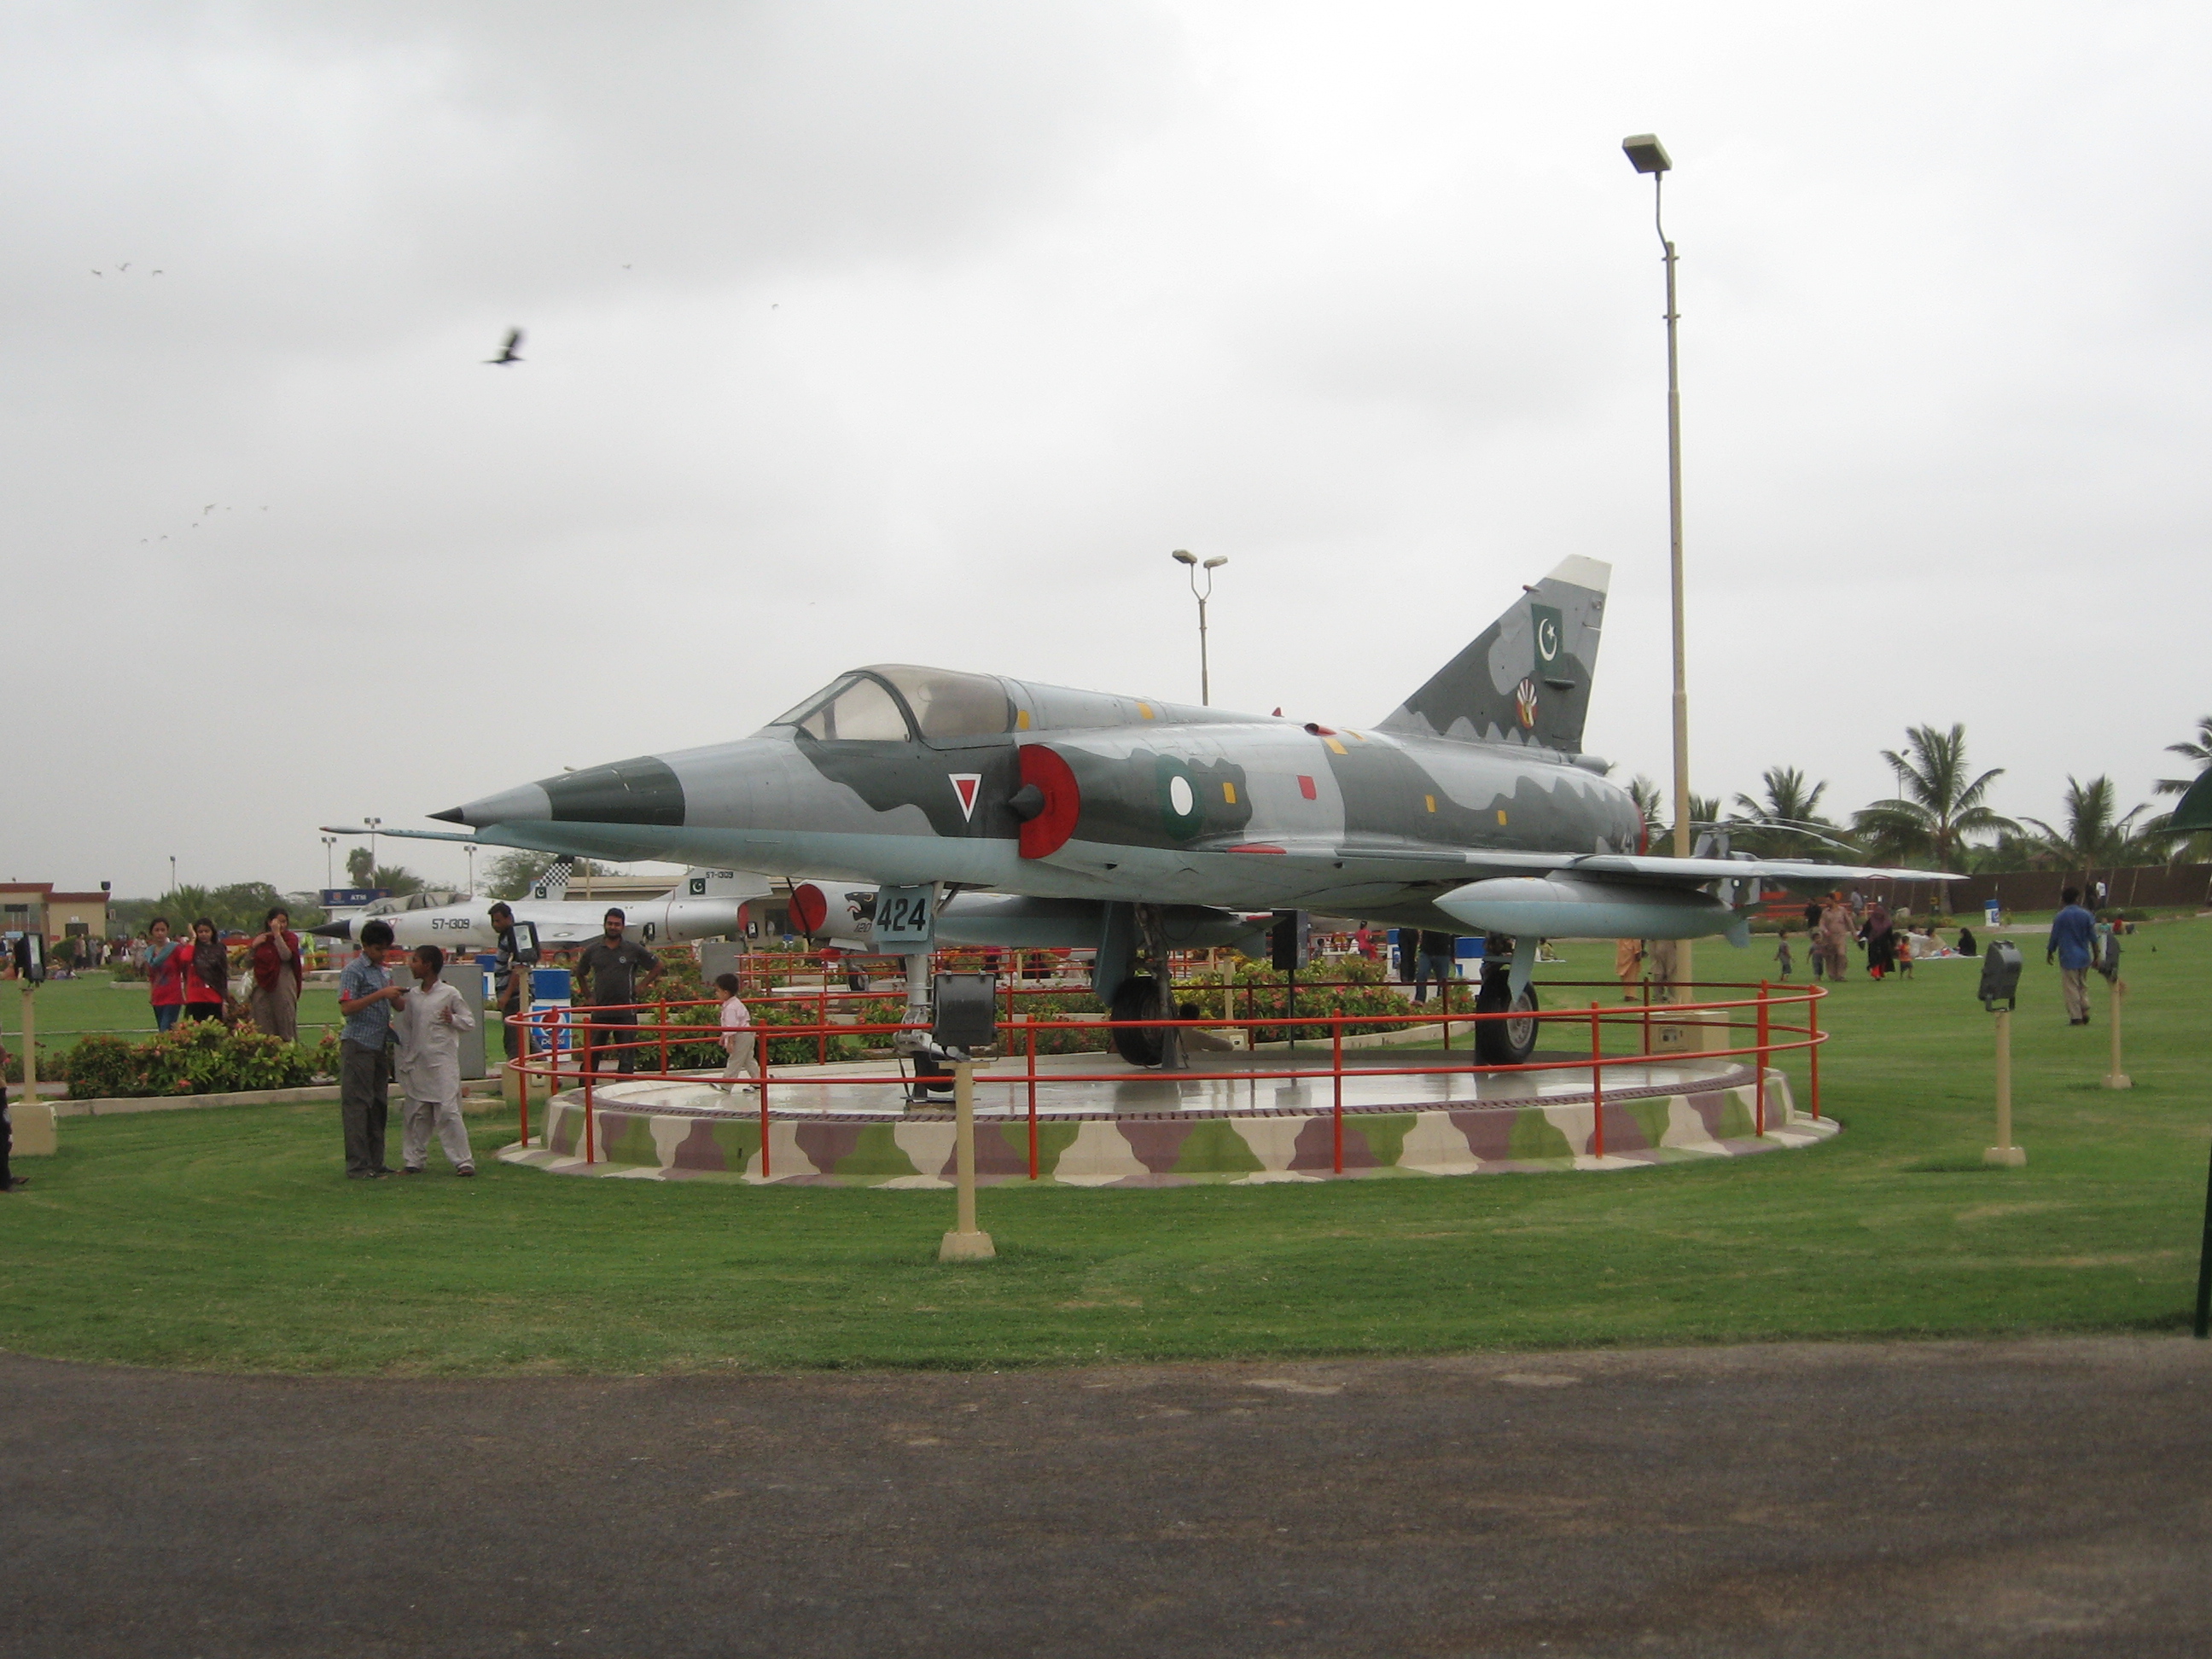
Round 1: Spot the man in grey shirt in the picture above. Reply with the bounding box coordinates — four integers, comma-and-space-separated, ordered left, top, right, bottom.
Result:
337, 919, 408, 1178
574, 908, 662, 1074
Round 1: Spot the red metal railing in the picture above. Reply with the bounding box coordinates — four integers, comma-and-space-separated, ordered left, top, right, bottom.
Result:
504, 980, 1830, 1178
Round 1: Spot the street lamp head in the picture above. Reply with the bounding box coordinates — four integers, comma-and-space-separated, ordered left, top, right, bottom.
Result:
1171, 549, 1196, 566
1202, 556, 1227, 569
1621, 133, 1671, 175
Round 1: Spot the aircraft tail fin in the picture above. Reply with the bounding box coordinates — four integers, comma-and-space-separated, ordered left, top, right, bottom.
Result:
678, 866, 772, 900
528, 857, 573, 902
1376, 556, 1610, 754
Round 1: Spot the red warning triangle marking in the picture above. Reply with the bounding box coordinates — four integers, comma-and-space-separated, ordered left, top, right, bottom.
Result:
949, 773, 982, 821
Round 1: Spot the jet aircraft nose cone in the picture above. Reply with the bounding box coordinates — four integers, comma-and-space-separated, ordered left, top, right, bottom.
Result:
308, 921, 352, 940
444, 783, 556, 828
428, 807, 463, 824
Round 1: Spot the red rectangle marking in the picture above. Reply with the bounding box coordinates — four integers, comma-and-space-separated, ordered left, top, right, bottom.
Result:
1297, 774, 1317, 800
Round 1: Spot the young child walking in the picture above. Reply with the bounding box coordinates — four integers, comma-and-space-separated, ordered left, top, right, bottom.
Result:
1773, 930, 1794, 982
394, 945, 478, 1175
713, 972, 761, 1091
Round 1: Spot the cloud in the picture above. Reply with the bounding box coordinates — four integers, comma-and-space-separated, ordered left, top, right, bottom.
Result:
4, 1, 2209, 894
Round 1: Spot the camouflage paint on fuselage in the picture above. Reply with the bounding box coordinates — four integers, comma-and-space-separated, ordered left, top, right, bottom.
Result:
435, 558, 1663, 934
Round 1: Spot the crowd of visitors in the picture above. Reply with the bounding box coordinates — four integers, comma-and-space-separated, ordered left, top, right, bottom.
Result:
125, 907, 306, 1035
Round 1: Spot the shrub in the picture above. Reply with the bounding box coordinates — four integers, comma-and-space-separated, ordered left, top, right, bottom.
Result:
64, 1023, 320, 1099
3, 1044, 68, 1086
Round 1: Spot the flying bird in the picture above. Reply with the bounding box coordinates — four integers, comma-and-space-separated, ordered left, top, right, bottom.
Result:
151, 270, 163, 276
90, 269, 102, 276
204, 504, 216, 514
119, 263, 130, 272
484, 328, 525, 365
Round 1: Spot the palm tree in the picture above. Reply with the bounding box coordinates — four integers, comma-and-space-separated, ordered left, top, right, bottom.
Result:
1849, 723, 2017, 870
1730, 766, 1847, 857
2147, 716, 2212, 861
2020, 775, 2152, 883
1733, 765, 1829, 827
1627, 777, 1665, 844
2154, 715, 2212, 797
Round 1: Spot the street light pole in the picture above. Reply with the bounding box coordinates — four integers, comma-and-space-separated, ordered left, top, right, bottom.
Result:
364, 816, 383, 887
321, 835, 337, 891
1624, 132, 1695, 1003
1170, 550, 1228, 706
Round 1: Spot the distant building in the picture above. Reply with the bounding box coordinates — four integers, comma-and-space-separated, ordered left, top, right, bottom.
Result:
0, 881, 113, 941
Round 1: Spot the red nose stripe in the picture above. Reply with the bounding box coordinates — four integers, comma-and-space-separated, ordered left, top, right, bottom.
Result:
1297, 775, 1317, 800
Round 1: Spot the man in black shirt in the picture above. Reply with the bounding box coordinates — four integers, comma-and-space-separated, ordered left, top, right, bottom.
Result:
575, 908, 663, 1074
488, 902, 525, 1062
1413, 930, 1458, 1004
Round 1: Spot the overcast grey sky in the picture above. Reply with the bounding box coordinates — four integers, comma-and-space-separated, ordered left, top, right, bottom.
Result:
8, 1, 2208, 898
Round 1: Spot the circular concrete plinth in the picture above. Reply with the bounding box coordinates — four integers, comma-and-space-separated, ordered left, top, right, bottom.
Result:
498, 1051, 1835, 1187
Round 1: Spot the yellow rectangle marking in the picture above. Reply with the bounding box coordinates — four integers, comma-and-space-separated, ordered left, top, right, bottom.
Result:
1016, 708, 1031, 730
1496, 809, 1509, 825
1424, 794, 1436, 813
1223, 782, 1237, 805
1324, 737, 1347, 755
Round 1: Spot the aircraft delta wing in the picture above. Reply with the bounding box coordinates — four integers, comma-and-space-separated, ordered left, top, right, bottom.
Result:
422, 556, 1943, 1060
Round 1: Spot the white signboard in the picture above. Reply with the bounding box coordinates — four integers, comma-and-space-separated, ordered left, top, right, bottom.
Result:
871, 884, 937, 952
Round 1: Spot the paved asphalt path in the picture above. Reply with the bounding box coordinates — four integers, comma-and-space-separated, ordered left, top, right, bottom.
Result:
4, 1337, 2209, 1656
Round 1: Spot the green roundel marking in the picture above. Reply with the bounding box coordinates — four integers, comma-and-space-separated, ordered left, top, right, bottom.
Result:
1155, 753, 1204, 840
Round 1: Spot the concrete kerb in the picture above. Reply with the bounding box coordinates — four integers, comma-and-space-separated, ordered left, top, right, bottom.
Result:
46, 1077, 507, 1119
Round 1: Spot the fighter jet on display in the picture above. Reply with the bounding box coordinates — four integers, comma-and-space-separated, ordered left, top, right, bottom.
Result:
392, 557, 1940, 1062
307, 859, 769, 951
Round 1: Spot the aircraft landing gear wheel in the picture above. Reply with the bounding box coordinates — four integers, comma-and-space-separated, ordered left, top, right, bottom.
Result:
1110, 975, 1167, 1068
1474, 968, 1540, 1065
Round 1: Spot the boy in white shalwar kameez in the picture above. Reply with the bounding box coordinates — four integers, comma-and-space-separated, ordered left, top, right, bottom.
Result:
712, 972, 760, 1092
395, 945, 479, 1175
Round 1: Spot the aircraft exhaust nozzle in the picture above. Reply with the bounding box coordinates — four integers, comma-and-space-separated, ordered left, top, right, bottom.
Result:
1435, 876, 1732, 942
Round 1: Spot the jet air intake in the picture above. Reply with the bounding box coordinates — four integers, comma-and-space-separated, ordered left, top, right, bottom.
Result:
1435, 876, 1732, 941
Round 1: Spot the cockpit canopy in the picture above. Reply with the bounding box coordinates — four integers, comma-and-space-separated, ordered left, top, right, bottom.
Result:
769, 666, 1011, 743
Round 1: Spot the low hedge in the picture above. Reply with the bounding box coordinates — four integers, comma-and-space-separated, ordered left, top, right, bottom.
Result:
65, 1024, 327, 1099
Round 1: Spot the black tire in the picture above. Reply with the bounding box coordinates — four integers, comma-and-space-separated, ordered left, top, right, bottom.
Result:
1110, 975, 1167, 1067
1473, 968, 1540, 1065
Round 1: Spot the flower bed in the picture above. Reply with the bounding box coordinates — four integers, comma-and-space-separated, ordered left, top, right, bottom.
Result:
64, 1024, 329, 1099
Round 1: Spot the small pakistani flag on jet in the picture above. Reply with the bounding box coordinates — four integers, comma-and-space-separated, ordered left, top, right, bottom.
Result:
1530, 603, 1564, 678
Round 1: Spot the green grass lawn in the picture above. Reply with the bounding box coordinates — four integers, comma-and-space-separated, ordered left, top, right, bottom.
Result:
3, 970, 346, 1048
1, 920, 2204, 1375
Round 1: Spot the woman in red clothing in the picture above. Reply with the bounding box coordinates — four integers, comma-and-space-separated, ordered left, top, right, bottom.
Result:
144, 917, 189, 1033
180, 917, 230, 1024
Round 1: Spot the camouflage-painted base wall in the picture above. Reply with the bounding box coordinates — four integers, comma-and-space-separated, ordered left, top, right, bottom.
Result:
497, 1071, 1831, 1186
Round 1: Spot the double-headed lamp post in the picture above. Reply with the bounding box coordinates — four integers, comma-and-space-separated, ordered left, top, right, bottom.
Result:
321, 835, 337, 891
1171, 549, 1228, 706
1623, 131, 1695, 999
